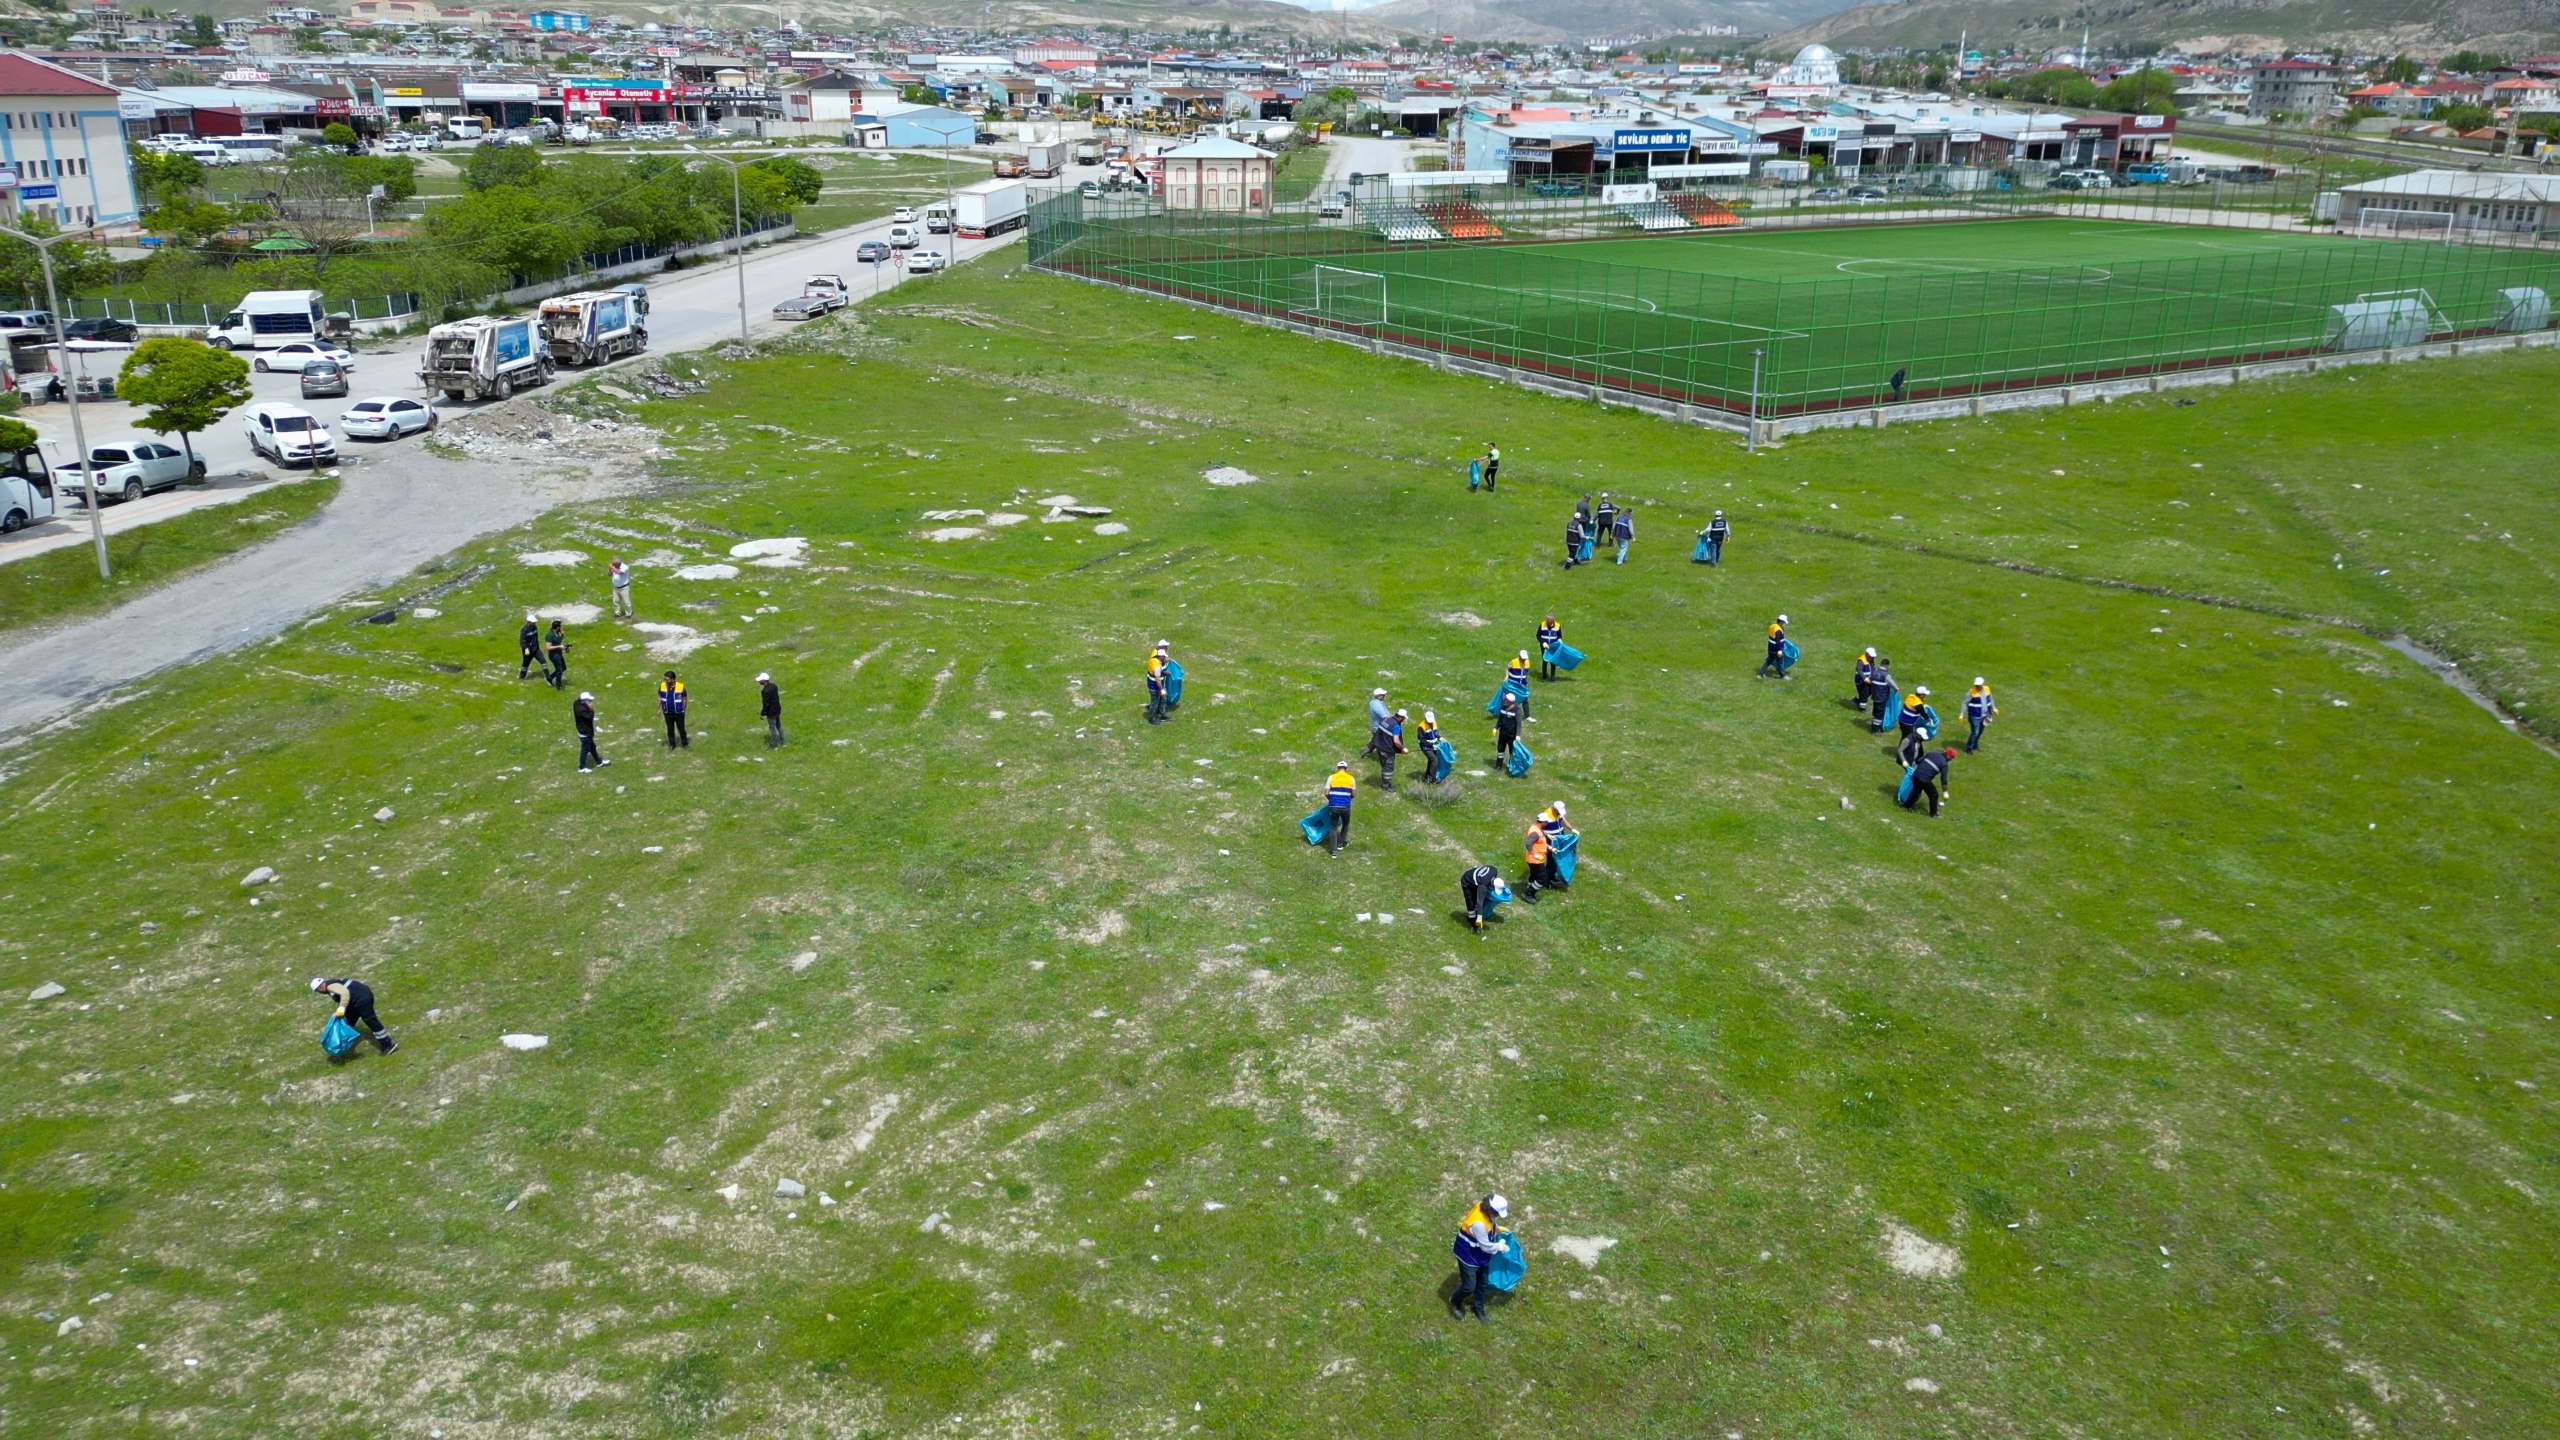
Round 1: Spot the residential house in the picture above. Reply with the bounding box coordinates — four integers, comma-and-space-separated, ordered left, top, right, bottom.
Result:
2248, 59, 2344, 119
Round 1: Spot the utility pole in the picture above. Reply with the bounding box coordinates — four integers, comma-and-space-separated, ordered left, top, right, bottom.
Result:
0, 219, 107, 578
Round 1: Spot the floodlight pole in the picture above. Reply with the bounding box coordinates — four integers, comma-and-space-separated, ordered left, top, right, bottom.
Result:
692, 155, 753, 343
1746, 347, 1763, 453
0, 218, 106, 578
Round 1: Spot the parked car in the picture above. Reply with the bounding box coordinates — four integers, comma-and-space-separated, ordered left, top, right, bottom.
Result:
906, 248, 948, 275
887, 224, 920, 249
62, 317, 139, 342
856, 239, 892, 263
338, 396, 437, 440
241, 403, 337, 467
772, 294, 841, 321
926, 210, 953, 233
1319, 189, 1350, 217
299, 358, 350, 398
61, 440, 199, 505
1807, 187, 1846, 201
1078, 180, 1101, 200
1846, 185, 1886, 201
252, 340, 356, 374
0, 309, 55, 332
891, 205, 917, 224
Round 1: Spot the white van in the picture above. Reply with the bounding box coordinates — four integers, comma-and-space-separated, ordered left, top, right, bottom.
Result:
0, 439, 56, 532
445, 115, 486, 142
203, 289, 332, 351
887, 224, 920, 249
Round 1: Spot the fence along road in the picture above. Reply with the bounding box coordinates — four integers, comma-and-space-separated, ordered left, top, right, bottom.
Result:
0, 200, 1038, 748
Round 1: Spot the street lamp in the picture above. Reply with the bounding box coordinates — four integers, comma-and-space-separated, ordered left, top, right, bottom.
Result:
918, 118, 972, 218
0, 218, 108, 579
690, 153, 757, 344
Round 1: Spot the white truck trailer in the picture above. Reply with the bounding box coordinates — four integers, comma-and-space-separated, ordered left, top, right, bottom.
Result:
1025, 142, 1063, 178
952, 179, 1028, 239
420, 314, 552, 402
538, 290, 646, 367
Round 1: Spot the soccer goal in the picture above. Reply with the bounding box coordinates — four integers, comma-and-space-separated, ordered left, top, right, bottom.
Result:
1295, 265, 1388, 328
2349, 207, 2459, 243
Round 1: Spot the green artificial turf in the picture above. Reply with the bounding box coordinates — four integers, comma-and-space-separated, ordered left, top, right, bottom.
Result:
1055, 215, 2560, 412
1, 252, 2556, 1437
0, 473, 339, 638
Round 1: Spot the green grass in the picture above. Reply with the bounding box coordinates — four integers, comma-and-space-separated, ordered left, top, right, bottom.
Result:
1059, 215, 2560, 411
789, 154, 992, 236
2, 252, 2558, 1436
1270, 144, 1329, 206
0, 473, 338, 637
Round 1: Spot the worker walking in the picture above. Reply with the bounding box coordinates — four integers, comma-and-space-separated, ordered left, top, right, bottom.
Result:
657, 670, 689, 749
608, 559, 633, 619
1537, 617, 1562, 681
1459, 862, 1502, 933
759, 671, 785, 748
309, 975, 397, 1055
1323, 761, 1357, 856
1481, 442, 1501, 491
1492, 691, 1523, 769
1902, 747, 1954, 816
1756, 614, 1792, 678
1145, 648, 1170, 725
573, 691, 605, 771
1367, 708, 1407, 790
1593, 493, 1617, 546
1611, 506, 1633, 565
1867, 657, 1898, 733
1704, 510, 1729, 566
1963, 677, 1998, 752
543, 618, 569, 690
1563, 511, 1586, 570
1450, 1193, 1513, 1321
1522, 820, 1556, 901
517, 613, 542, 680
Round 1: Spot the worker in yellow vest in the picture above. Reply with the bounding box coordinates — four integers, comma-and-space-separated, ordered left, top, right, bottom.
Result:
1450, 1192, 1511, 1320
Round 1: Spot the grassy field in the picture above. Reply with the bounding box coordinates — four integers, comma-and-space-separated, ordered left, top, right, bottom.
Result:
2, 251, 2557, 1437
0, 473, 338, 638
1270, 144, 1329, 206
1066, 215, 2560, 411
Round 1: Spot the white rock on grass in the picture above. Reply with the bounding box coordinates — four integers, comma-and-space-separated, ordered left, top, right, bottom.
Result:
1093, 522, 1129, 536
775, 1178, 806, 1200
534, 603, 603, 625
1551, 1235, 1618, 1268
57, 1316, 82, 1336
983, 512, 1028, 526
410, 606, 441, 619
919, 509, 985, 523
1036, 494, 1079, 507
1905, 1378, 1940, 1394
30, 981, 65, 1001
1203, 466, 1259, 487
1881, 1221, 1961, 1279
925, 527, 984, 543
715, 1183, 741, 1203
729, 537, 809, 561
516, 549, 588, 568
499, 1033, 550, 1051
788, 951, 818, 972
373, 807, 396, 824
240, 866, 276, 887
631, 622, 720, 662
674, 563, 740, 580
748, 556, 805, 569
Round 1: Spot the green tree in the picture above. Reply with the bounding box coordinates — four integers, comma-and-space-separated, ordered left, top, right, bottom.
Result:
116, 336, 250, 469
320, 121, 359, 151
128, 146, 206, 205
464, 141, 542, 191
900, 84, 940, 106
746, 155, 822, 207
142, 194, 242, 247
2377, 54, 2420, 84
0, 214, 112, 304
2439, 51, 2504, 75
2436, 101, 2494, 132
2094, 67, 2178, 114
2013, 67, 2099, 107
188, 12, 216, 46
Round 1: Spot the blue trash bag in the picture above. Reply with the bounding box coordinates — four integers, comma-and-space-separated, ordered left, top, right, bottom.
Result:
1575, 534, 1594, 563
1778, 639, 1799, 674
1163, 659, 1184, 710
1427, 736, 1456, 782
1692, 533, 1712, 563
1486, 676, 1529, 715
1299, 806, 1333, 846
1544, 641, 1584, 672
1505, 740, 1534, 777
321, 1015, 362, 1058
1897, 766, 1917, 806
1487, 1232, 1527, 1292
1550, 829, 1578, 883
1488, 877, 1513, 909
1468, 458, 1481, 491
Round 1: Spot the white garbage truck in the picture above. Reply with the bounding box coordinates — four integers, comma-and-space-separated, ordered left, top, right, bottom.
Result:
537, 290, 646, 367
419, 314, 552, 402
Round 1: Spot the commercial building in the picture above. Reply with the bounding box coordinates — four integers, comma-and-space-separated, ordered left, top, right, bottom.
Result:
2249, 59, 2345, 119
0, 52, 140, 230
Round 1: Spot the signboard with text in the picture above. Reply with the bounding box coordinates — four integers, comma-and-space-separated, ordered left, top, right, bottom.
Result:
1609, 127, 1691, 153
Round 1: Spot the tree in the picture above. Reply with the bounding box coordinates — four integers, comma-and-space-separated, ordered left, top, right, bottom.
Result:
2013, 67, 2099, 107
189, 12, 216, 46
900, 83, 939, 105
2094, 67, 2179, 114
116, 337, 250, 469
2439, 51, 2504, 76
256, 155, 377, 282
0, 415, 35, 457
746, 155, 822, 207
464, 140, 541, 191
142, 194, 243, 247
128, 146, 206, 205
320, 121, 359, 152
2377, 54, 2420, 84
2436, 100, 2494, 132
0, 213, 112, 304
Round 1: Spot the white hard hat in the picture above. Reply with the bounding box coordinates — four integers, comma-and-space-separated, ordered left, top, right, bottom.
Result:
1974, 676, 1987, 686
308, 976, 328, 993
1158, 639, 1171, 648
1516, 650, 1529, 660
1424, 710, 1437, 724
1776, 614, 1789, 624
1550, 801, 1566, 817
1487, 1193, 1510, 1217
1915, 686, 1931, 697
1373, 687, 1387, 697
1864, 646, 1877, 658
756, 672, 770, 683
578, 691, 593, 701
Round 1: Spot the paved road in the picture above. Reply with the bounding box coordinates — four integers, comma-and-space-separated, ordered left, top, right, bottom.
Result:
0, 204, 1038, 747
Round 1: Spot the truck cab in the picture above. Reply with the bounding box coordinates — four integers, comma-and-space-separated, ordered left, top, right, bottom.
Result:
0, 442, 56, 532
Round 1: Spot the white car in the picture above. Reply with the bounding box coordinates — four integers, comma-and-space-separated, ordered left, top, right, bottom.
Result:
241, 403, 338, 467
887, 224, 920, 249
62, 440, 199, 505
253, 341, 356, 375
338, 396, 437, 440
891, 205, 917, 224
905, 248, 947, 275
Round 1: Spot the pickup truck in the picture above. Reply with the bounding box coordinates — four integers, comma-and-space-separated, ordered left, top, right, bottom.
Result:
61, 440, 201, 504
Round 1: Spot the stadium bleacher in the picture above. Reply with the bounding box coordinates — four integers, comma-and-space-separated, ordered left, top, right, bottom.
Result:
1372, 205, 1446, 243
1616, 199, 1692, 231
1669, 193, 1742, 228
1416, 200, 1503, 240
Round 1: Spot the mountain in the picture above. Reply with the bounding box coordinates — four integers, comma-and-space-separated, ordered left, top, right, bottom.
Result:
1363, 0, 1850, 44
1764, 0, 2559, 58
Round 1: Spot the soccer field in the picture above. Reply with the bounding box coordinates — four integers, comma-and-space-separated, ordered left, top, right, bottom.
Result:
1048, 215, 2560, 413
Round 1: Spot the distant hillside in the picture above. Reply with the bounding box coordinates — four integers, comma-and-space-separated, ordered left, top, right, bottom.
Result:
1366, 0, 1848, 44
1766, 0, 2559, 58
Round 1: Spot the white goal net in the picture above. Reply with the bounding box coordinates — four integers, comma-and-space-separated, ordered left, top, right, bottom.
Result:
2349, 207, 2458, 242
1295, 265, 1388, 327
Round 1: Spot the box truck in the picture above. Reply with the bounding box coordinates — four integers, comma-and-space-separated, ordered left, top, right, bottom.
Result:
202, 290, 345, 350
952, 179, 1028, 239
1073, 139, 1102, 165
538, 290, 646, 367
420, 315, 551, 402
1025, 142, 1062, 178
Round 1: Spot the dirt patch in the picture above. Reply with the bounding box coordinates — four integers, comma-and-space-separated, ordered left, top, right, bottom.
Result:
728, 538, 808, 562
674, 564, 739, 580
1552, 1235, 1616, 1268
1882, 1220, 1961, 1279
926, 527, 984, 543
516, 550, 588, 568
1204, 466, 1259, 487
533, 603, 602, 624
1438, 612, 1489, 629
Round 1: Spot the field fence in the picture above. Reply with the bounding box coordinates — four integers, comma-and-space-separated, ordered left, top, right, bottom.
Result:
1030, 181, 2560, 417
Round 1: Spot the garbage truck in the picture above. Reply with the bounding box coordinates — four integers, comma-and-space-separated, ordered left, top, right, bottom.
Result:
419, 314, 552, 402
537, 290, 646, 367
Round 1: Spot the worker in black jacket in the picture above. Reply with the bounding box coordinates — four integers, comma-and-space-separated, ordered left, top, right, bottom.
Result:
310, 975, 397, 1054
542, 618, 569, 689
517, 614, 541, 680
759, 672, 785, 748
1492, 691, 1523, 767
1903, 747, 1953, 816
1459, 863, 1501, 933
574, 690, 605, 771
